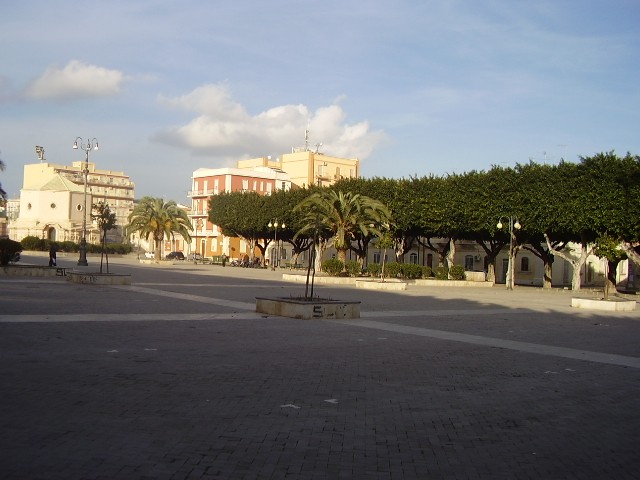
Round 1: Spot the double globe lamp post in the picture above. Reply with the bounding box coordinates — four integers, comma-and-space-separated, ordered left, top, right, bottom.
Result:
497, 216, 521, 290
268, 220, 285, 269
73, 137, 99, 266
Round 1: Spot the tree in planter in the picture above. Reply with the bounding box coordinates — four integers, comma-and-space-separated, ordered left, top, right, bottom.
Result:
92, 201, 117, 273
594, 235, 627, 300
208, 191, 270, 262
294, 190, 392, 269
375, 229, 394, 281
127, 197, 192, 261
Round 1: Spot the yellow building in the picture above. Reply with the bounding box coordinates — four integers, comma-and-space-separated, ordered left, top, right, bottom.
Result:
237, 150, 359, 188
9, 161, 135, 243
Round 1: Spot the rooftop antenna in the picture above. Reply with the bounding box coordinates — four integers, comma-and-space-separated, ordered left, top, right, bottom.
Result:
304, 121, 310, 152
35, 145, 45, 162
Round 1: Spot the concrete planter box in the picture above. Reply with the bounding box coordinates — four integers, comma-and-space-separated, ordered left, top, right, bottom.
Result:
256, 297, 361, 319
67, 272, 132, 285
0, 265, 66, 277
414, 279, 494, 288
464, 271, 487, 282
571, 297, 636, 312
355, 279, 407, 291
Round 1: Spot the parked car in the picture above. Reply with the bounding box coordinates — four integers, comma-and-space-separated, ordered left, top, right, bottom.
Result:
144, 251, 154, 259
165, 251, 185, 260
190, 253, 202, 261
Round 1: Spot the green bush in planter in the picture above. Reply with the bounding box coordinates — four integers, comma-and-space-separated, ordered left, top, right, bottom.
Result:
366, 263, 382, 277
322, 258, 344, 276
344, 260, 361, 277
435, 266, 449, 280
401, 263, 423, 279
21, 235, 45, 251
449, 264, 466, 280
385, 262, 402, 278
422, 266, 433, 278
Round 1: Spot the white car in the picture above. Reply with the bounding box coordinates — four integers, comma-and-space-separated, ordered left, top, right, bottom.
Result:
144, 251, 154, 259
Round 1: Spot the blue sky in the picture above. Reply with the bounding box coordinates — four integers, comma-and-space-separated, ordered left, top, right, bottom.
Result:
1, 0, 639, 204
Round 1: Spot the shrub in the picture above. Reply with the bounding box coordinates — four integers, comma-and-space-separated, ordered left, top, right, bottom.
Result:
449, 264, 466, 280
422, 266, 433, 278
366, 263, 382, 278
0, 238, 23, 265
401, 263, 423, 279
21, 235, 45, 251
322, 258, 344, 276
385, 262, 402, 278
344, 260, 361, 277
58, 241, 78, 253
435, 266, 449, 280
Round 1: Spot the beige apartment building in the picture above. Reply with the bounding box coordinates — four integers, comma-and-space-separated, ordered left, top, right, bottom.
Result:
9, 161, 135, 243
237, 150, 360, 188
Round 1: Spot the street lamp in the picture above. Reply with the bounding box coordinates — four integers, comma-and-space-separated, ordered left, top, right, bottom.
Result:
497, 216, 521, 290
73, 137, 99, 266
268, 220, 285, 269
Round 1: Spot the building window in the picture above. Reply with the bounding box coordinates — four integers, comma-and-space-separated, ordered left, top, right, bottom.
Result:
521, 257, 530, 272
465, 255, 474, 271
242, 179, 249, 191
373, 252, 381, 264
409, 252, 418, 264
76, 204, 83, 211
253, 180, 257, 191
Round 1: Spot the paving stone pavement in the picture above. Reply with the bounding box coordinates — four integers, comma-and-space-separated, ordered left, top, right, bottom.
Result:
0, 253, 639, 479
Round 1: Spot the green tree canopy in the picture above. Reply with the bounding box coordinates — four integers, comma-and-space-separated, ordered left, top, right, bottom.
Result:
127, 197, 192, 260
294, 189, 393, 265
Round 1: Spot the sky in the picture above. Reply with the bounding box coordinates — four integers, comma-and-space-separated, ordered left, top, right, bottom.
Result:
1, 0, 639, 204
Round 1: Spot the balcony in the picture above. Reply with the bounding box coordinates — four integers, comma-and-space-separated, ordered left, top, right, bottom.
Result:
188, 189, 215, 197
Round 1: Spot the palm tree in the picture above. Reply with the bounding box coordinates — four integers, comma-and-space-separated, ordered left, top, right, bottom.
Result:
295, 190, 392, 266
127, 197, 192, 260
0, 156, 7, 205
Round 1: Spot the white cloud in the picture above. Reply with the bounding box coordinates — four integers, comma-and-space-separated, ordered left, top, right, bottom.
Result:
154, 84, 385, 160
23, 60, 124, 100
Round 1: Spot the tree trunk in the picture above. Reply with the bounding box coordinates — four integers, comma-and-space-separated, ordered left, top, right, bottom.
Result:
446, 238, 456, 270
543, 261, 553, 289
315, 238, 329, 272
337, 248, 347, 266
606, 259, 618, 298
486, 263, 496, 283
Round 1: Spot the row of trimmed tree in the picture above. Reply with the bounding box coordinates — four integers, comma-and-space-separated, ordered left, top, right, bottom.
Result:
209, 152, 640, 291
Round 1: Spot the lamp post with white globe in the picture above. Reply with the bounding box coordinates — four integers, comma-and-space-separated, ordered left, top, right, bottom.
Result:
497, 216, 521, 290
268, 220, 286, 269
73, 137, 99, 266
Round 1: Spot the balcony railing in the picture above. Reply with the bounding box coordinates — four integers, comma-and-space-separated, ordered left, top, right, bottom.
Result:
188, 189, 216, 197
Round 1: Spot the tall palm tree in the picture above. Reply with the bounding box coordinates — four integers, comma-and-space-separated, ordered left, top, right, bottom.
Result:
127, 196, 192, 260
0, 156, 6, 205
295, 190, 392, 265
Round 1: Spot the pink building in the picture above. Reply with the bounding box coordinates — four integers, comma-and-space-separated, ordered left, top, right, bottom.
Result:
188, 167, 290, 259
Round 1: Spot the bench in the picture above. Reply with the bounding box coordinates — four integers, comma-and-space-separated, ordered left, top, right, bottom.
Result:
284, 262, 305, 270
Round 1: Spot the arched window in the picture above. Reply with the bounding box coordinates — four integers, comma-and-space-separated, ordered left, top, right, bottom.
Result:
409, 252, 418, 264
521, 256, 529, 272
